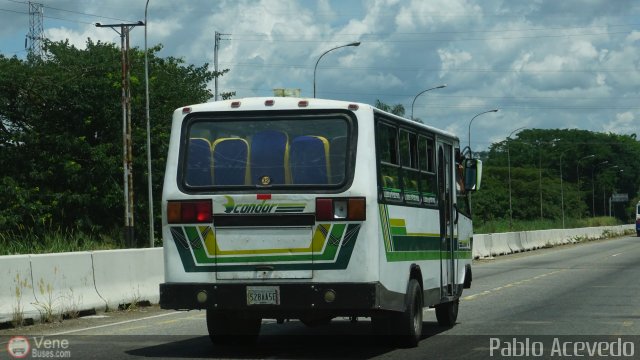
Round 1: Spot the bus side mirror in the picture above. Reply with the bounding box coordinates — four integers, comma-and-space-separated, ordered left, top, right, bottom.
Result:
464, 159, 482, 192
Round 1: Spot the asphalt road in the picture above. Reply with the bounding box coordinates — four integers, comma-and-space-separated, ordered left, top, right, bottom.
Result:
2, 235, 639, 359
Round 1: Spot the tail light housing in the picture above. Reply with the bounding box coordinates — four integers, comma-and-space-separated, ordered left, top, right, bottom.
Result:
315, 197, 366, 221
167, 200, 212, 224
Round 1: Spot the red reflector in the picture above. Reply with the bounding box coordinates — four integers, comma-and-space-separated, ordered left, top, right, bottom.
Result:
347, 198, 366, 221
298, 100, 308, 108
315, 198, 333, 221
182, 107, 192, 114
348, 104, 359, 111
231, 101, 241, 108
315, 197, 366, 222
257, 194, 272, 200
264, 99, 275, 106
168, 200, 212, 223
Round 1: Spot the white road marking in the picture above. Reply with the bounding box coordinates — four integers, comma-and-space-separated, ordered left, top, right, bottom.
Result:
50, 311, 182, 336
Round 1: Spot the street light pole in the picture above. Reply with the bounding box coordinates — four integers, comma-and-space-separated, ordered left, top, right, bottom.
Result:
537, 140, 543, 220
576, 154, 594, 219
313, 42, 360, 98
96, 21, 144, 247
467, 109, 499, 154
601, 165, 619, 215
507, 126, 525, 229
607, 169, 623, 216
591, 160, 608, 217
559, 149, 571, 229
144, 0, 154, 247
410, 84, 446, 120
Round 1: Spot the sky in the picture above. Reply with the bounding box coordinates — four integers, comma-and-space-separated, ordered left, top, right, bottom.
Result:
1, 0, 639, 151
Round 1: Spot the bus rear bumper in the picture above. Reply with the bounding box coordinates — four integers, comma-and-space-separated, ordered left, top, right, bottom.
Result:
160, 282, 390, 316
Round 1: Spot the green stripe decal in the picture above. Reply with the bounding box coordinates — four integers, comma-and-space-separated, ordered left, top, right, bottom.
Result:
169, 223, 360, 272
392, 235, 440, 251
390, 226, 408, 236
378, 204, 471, 262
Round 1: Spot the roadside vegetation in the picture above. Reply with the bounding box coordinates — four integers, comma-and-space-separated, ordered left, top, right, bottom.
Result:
474, 216, 622, 235
1, 47, 638, 255
0, 227, 119, 255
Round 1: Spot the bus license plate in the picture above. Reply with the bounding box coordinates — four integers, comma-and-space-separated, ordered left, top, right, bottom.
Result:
246, 286, 280, 305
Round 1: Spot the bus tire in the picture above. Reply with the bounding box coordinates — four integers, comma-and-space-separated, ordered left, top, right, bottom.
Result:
206, 309, 261, 345
435, 299, 459, 327
392, 278, 423, 347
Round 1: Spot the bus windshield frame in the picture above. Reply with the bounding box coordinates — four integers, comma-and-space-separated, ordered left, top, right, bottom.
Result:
177, 109, 358, 194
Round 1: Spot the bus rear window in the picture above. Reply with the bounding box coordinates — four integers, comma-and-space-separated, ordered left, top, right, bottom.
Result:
182, 114, 352, 189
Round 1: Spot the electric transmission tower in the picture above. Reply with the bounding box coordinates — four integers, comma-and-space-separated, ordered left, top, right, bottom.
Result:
26, 1, 45, 58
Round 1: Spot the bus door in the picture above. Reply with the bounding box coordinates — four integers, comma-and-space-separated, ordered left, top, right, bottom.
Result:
437, 143, 455, 297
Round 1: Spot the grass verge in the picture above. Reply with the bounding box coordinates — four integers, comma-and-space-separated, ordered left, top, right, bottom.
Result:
0, 227, 119, 255
474, 216, 623, 234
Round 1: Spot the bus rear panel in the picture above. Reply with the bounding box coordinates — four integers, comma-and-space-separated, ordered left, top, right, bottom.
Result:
159, 98, 477, 345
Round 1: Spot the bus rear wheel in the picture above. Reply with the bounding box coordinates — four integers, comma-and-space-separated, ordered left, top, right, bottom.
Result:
391, 279, 423, 347
206, 310, 261, 345
435, 299, 459, 327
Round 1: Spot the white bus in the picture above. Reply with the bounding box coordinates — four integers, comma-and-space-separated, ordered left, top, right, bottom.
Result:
159, 97, 482, 347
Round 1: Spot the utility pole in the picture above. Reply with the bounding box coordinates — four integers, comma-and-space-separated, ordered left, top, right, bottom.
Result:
26, 1, 44, 58
95, 21, 144, 247
214, 31, 230, 101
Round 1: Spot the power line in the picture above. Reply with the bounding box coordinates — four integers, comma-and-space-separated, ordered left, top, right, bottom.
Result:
0, 7, 25, 14
2, 0, 135, 24
231, 23, 640, 37
221, 62, 637, 73
43, 5, 135, 23
227, 30, 633, 43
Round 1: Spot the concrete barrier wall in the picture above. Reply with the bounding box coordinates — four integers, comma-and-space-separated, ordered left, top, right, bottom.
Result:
93, 248, 163, 310
472, 235, 489, 259
0, 255, 40, 324
0, 224, 635, 324
0, 248, 164, 325
30, 252, 107, 317
474, 224, 635, 259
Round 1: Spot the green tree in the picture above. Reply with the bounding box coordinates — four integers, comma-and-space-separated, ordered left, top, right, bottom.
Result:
474, 129, 640, 224
0, 39, 225, 245
374, 100, 405, 117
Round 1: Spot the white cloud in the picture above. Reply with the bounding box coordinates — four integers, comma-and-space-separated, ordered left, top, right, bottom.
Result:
3, 0, 640, 146
625, 30, 640, 43
602, 111, 637, 134
45, 26, 113, 49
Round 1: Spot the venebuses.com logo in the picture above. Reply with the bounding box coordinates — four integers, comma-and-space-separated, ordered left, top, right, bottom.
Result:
6, 335, 72, 359
6, 336, 30, 359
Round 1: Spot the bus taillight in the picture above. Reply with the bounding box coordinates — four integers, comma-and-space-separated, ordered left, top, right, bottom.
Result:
315, 197, 366, 221
167, 200, 212, 224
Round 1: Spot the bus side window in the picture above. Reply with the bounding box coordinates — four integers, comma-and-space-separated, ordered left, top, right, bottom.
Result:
400, 130, 420, 204
377, 123, 401, 201
418, 136, 437, 206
